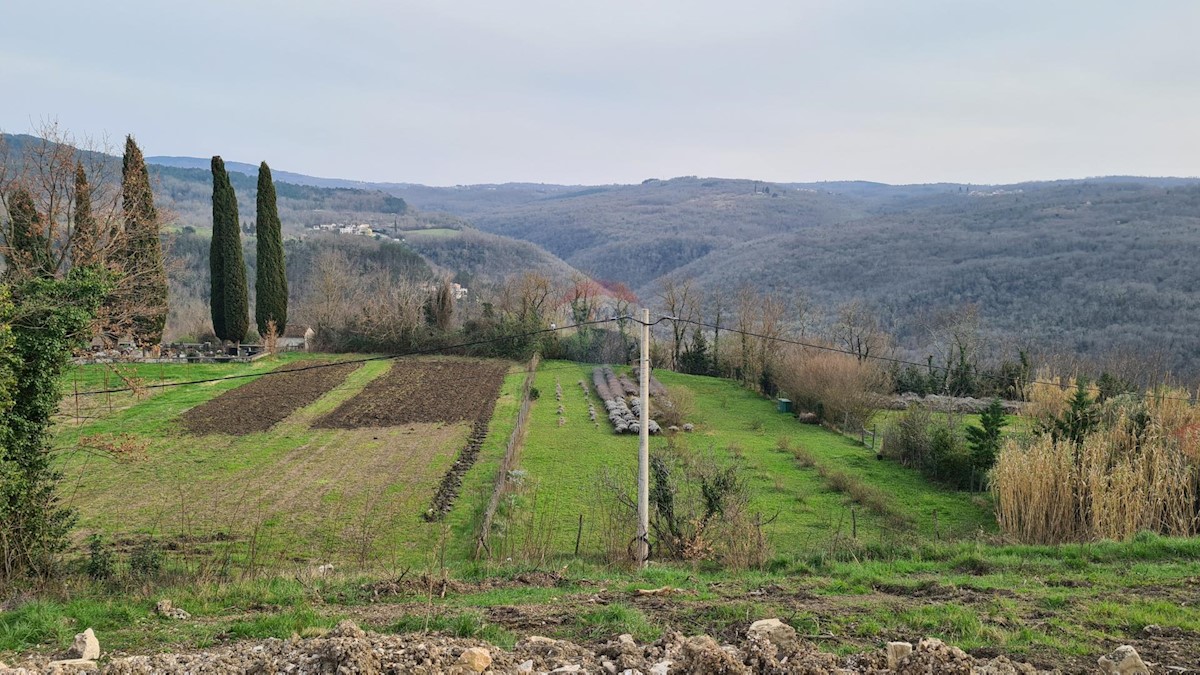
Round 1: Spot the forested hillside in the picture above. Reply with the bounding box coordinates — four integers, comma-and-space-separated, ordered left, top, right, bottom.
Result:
385, 176, 1200, 375
120, 147, 1200, 373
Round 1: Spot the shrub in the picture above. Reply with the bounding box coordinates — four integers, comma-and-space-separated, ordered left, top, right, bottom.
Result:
85, 534, 114, 581
776, 347, 889, 431
884, 405, 977, 490
655, 385, 694, 429
128, 538, 163, 578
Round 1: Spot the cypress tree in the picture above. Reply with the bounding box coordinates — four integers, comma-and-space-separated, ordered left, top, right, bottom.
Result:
209, 156, 249, 343
254, 162, 287, 336
4, 187, 52, 279
121, 136, 168, 345
70, 163, 97, 267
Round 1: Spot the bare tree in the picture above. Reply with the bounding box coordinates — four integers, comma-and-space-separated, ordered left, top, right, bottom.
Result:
0, 121, 170, 346
831, 300, 890, 362
657, 276, 698, 370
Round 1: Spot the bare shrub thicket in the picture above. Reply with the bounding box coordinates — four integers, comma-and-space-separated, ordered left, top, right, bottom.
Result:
655, 384, 694, 429
776, 346, 890, 431
295, 249, 428, 351
994, 388, 1200, 544
599, 436, 771, 570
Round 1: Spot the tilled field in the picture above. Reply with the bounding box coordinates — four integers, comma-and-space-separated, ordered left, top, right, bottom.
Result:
179, 361, 361, 435
316, 359, 509, 429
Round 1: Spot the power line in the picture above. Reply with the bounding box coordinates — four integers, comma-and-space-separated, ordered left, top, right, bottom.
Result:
661, 316, 1199, 405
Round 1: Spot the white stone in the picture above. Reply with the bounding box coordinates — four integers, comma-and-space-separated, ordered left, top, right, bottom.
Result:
516, 660, 535, 672
68, 628, 99, 660
649, 660, 672, 675
1098, 645, 1150, 675
886, 641, 913, 671
457, 647, 492, 673
747, 618, 797, 651
550, 666, 582, 673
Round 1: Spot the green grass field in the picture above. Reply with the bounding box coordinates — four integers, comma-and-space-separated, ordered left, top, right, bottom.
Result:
399, 228, 461, 239
493, 362, 993, 562
12, 356, 1198, 669
55, 355, 519, 570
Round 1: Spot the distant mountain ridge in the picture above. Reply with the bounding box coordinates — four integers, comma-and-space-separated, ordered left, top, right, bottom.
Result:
133, 151, 1200, 374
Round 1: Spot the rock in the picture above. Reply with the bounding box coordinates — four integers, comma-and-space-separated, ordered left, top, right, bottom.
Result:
648, 660, 672, 675
328, 619, 365, 639
617, 634, 636, 647
1098, 645, 1150, 675
525, 635, 558, 645
550, 666, 582, 673
516, 660, 534, 672
682, 423, 694, 432
601, 658, 618, 674
456, 647, 492, 672
46, 659, 97, 671
68, 628, 100, 660
746, 618, 798, 652
677, 635, 750, 674
155, 599, 191, 621
887, 641, 913, 670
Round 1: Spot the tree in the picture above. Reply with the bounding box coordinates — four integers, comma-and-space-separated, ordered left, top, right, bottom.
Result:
68, 163, 98, 268
254, 162, 287, 336
2, 188, 52, 279
120, 135, 168, 345
0, 124, 167, 346
831, 300, 888, 362
657, 276, 698, 370
965, 398, 1007, 490
0, 267, 109, 583
209, 156, 249, 343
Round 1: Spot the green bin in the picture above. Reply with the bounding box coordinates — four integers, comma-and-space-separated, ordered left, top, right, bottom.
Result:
777, 398, 793, 413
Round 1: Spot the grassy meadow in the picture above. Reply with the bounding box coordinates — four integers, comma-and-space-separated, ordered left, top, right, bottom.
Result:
6, 354, 1196, 670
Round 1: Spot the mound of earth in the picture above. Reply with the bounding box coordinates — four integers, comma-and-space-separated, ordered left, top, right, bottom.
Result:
1, 619, 1060, 674
316, 359, 508, 429
179, 360, 360, 435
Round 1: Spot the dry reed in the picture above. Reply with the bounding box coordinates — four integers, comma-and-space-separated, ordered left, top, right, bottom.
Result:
995, 391, 1200, 544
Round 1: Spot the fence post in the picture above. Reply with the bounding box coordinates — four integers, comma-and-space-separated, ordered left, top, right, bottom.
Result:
933, 509, 940, 541
851, 507, 857, 540
574, 514, 583, 557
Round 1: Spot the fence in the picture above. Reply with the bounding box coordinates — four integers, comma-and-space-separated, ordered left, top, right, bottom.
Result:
474, 354, 541, 559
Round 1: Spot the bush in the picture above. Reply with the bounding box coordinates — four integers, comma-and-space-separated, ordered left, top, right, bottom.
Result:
884, 405, 976, 490
776, 347, 889, 431
85, 534, 114, 581
655, 385, 694, 429
128, 538, 163, 578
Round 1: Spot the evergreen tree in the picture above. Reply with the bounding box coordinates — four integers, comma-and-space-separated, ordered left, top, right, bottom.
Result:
4, 187, 52, 279
69, 163, 98, 267
209, 156, 249, 343
254, 162, 287, 336
121, 136, 168, 345
965, 398, 1007, 489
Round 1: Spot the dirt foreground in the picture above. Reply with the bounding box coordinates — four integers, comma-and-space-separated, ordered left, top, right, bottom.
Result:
0, 618, 1116, 674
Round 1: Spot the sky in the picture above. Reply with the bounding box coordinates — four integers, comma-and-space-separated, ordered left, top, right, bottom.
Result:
2, 1, 1198, 186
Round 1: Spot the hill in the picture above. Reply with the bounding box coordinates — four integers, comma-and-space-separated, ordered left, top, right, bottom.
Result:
380, 175, 1200, 375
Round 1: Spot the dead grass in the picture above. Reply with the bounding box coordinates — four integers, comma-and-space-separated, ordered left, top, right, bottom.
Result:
995, 388, 1200, 544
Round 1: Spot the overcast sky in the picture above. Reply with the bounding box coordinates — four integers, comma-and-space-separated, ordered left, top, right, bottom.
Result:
3, 1, 1198, 186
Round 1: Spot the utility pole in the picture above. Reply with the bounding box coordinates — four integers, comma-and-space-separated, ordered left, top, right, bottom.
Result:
637, 307, 650, 567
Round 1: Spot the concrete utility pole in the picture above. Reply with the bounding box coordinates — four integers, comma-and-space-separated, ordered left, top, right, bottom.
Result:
637, 308, 650, 567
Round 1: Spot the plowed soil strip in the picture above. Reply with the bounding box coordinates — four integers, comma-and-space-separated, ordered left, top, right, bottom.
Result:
180, 361, 361, 435
315, 360, 509, 429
